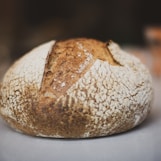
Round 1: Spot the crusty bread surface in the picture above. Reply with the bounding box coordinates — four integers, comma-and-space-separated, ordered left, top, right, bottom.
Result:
0, 38, 153, 138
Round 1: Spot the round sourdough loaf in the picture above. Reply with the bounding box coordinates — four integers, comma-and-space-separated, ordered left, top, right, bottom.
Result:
0, 38, 153, 138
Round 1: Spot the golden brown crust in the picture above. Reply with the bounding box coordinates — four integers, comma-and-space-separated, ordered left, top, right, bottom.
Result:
40, 38, 95, 100
40, 38, 119, 100
33, 38, 121, 137
0, 38, 153, 138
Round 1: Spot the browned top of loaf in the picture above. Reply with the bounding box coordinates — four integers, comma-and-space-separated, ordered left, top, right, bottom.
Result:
39, 38, 118, 105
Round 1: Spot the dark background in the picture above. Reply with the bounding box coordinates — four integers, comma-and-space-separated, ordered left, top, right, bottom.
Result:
0, 0, 161, 61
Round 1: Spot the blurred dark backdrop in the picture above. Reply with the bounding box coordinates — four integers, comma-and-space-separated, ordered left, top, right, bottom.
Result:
0, 0, 161, 61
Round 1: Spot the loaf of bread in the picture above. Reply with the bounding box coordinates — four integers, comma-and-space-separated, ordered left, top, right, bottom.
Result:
0, 38, 153, 138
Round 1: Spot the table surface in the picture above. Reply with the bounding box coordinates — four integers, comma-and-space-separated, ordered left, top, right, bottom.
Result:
0, 57, 161, 161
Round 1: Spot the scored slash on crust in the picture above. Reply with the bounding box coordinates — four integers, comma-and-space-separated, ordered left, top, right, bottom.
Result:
0, 38, 153, 138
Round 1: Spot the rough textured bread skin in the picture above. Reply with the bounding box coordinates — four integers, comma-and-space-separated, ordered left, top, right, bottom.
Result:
0, 38, 153, 138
